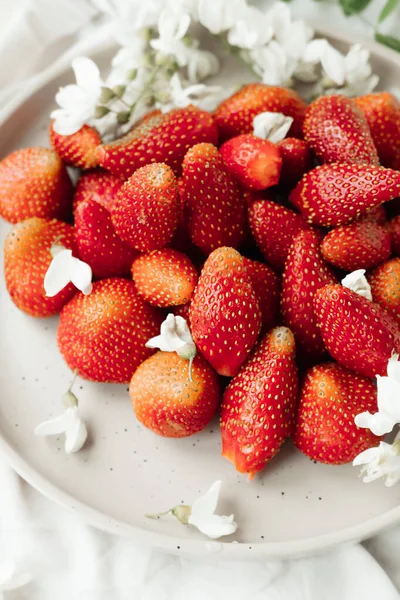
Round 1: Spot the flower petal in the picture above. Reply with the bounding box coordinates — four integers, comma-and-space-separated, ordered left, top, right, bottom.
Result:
191, 513, 237, 539
64, 407, 88, 454
72, 57, 101, 94
190, 480, 222, 521
353, 446, 379, 466
387, 353, 400, 382
355, 408, 395, 436
253, 111, 293, 143
377, 376, 400, 422
44, 250, 75, 297
69, 256, 93, 295
341, 269, 372, 300
35, 414, 68, 437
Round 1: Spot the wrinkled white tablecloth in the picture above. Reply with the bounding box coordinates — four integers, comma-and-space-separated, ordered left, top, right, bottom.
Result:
0, 0, 400, 598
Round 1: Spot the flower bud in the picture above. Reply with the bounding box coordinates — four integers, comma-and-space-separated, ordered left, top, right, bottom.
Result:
95, 105, 110, 119
100, 87, 115, 103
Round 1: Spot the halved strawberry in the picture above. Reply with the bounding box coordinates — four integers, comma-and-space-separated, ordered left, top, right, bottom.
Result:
214, 83, 306, 141
58, 278, 163, 383
131, 248, 198, 307
4, 217, 77, 317
368, 258, 400, 326
355, 92, 400, 170
182, 143, 247, 254
314, 284, 400, 378
248, 198, 311, 271
189, 247, 261, 377
290, 163, 400, 227
388, 215, 400, 256
281, 230, 337, 363
74, 199, 137, 278
294, 362, 380, 464
96, 106, 218, 179
130, 352, 220, 438
50, 122, 101, 170
320, 219, 391, 271
243, 257, 280, 332
276, 137, 313, 188
73, 169, 124, 214
221, 326, 298, 477
0, 148, 73, 224
111, 163, 180, 252
303, 95, 379, 166
219, 134, 282, 191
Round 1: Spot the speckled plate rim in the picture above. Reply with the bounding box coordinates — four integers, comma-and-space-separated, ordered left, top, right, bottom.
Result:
1, 25, 400, 558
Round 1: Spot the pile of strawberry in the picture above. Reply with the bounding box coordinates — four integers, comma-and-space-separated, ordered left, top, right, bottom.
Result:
2, 83, 400, 479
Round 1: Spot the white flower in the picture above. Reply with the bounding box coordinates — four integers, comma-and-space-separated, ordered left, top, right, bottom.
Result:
250, 41, 295, 86
253, 111, 293, 144
197, 0, 246, 34
353, 437, 400, 487
156, 73, 223, 113
35, 390, 88, 455
150, 7, 191, 66
341, 269, 372, 301
51, 57, 102, 136
227, 6, 273, 50
44, 246, 92, 298
355, 354, 400, 436
303, 39, 345, 87
186, 46, 220, 83
0, 561, 31, 598
110, 35, 148, 80
345, 44, 372, 85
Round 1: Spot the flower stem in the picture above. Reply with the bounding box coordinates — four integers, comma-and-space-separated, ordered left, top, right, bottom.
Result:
145, 509, 172, 520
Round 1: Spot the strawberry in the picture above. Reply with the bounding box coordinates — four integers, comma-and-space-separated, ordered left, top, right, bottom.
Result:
276, 137, 313, 188
214, 83, 307, 141
314, 284, 400, 378
290, 163, 400, 227
4, 217, 77, 317
173, 302, 191, 323
248, 198, 311, 271
57, 278, 163, 383
74, 199, 137, 278
364, 205, 387, 225
73, 169, 123, 214
0, 148, 73, 224
320, 219, 391, 271
96, 106, 218, 179
219, 134, 282, 191
243, 257, 280, 332
355, 92, 400, 170
182, 143, 247, 254
189, 247, 261, 377
294, 362, 380, 464
303, 95, 379, 166
368, 258, 400, 326
131, 248, 198, 307
281, 230, 337, 363
221, 326, 298, 477
130, 352, 220, 438
388, 216, 400, 256
111, 163, 179, 252
49, 123, 101, 170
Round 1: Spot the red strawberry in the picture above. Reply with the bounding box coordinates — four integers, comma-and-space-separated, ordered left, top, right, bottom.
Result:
111, 163, 179, 252
130, 352, 220, 438
219, 134, 282, 191
189, 247, 261, 376
221, 326, 298, 477
0, 148, 73, 224
248, 198, 311, 271
131, 248, 198, 307
4, 217, 77, 317
96, 106, 218, 179
276, 137, 313, 188
368, 258, 400, 326
320, 219, 391, 271
74, 199, 137, 278
388, 216, 400, 255
182, 143, 247, 254
49, 123, 101, 170
314, 284, 400, 378
214, 84, 306, 141
281, 230, 337, 363
73, 169, 123, 214
303, 95, 379, 166
173, 302, 191, 323
243, 257, 280, 331
364, 205, 387, 225
294, 362, 380, 464
290, 163, 400, 227
355, 92, 400, 170
58, 278, 163, 383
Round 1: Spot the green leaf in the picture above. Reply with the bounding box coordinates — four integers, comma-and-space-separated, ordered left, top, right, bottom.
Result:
378, 0, 400, 23
375, 32, 400, 52
339, 0, 372, 16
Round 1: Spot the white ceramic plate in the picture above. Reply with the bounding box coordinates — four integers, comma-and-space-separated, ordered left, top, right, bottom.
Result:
1, 27, 400, 559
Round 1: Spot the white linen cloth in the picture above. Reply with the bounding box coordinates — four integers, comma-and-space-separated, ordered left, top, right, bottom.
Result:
0, 0, 400, 597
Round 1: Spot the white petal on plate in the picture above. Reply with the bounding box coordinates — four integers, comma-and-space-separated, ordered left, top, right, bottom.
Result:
190, 480, 222, 522
191, 513, 237, 539
64, 408, 88, 454
352, 446, 379, 467
355, 408, 395, 437
72, 56, 101, 93
377, 376, 400, 422
69, 256, 93, 295
35, 414, 68, 437
44, 250, 74, 297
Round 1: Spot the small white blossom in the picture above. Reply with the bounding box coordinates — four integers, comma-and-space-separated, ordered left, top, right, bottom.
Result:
44, 246, 92, 297
0, 561, 31, 598
303, 39, 345, 87
227, 6, 273, 50
186, 46, 220, 83
156, 73, 223, 113
51, 57, 102, 135
250, 41, 295, 86
353, 437, 400, 487
150, 8, 191, 66
253, 111, 293, 143
197, 0, 246, 34
146, 314, 196, 380
341, 269, 372, 301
